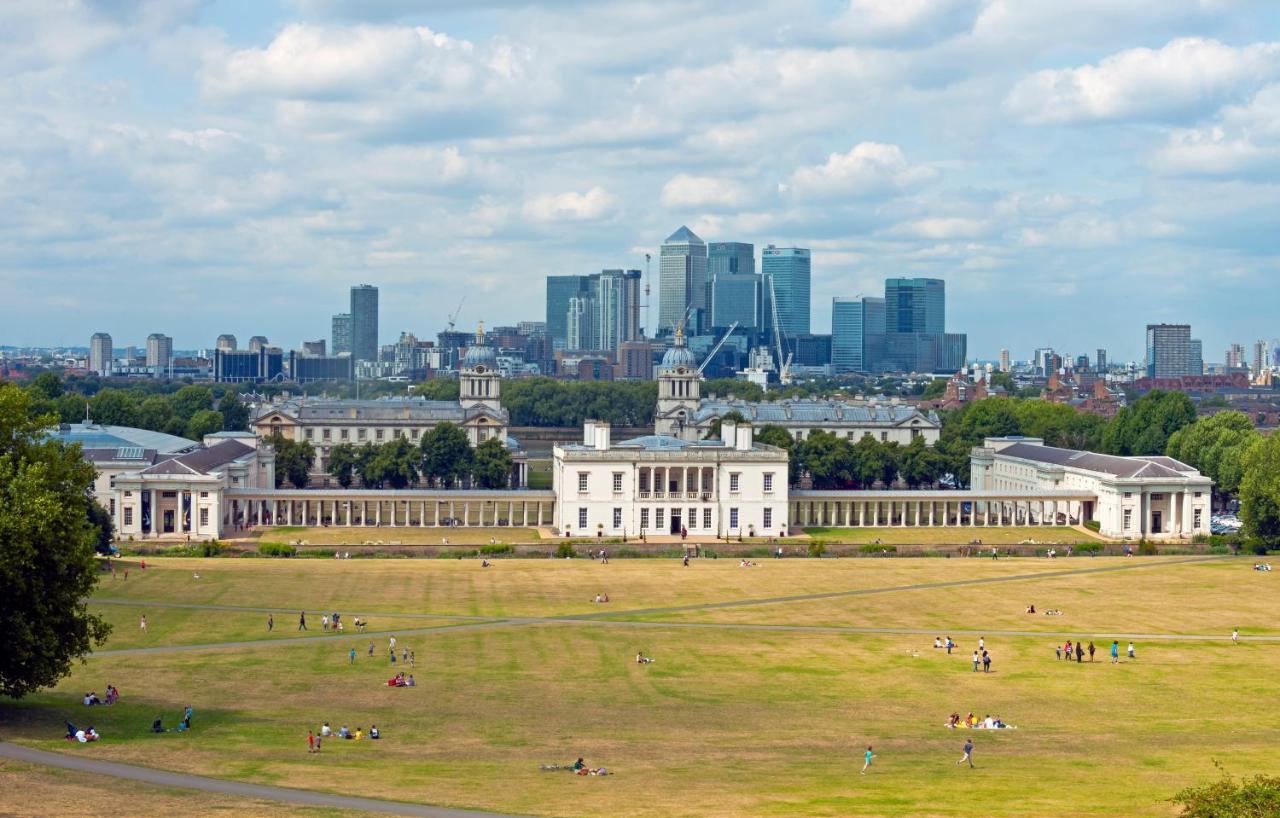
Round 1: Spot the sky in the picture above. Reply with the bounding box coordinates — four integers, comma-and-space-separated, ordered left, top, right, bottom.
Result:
1, 0, 1278, 363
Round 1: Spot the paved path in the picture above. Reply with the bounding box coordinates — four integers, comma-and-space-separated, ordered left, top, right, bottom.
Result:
0, 742, 524, 818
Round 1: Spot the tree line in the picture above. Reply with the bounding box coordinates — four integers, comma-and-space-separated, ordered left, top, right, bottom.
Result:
269, 422, 513, 491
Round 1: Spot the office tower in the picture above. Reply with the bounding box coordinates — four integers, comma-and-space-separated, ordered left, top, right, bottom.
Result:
146, 333, 173, 369
289, 351, 354, 383
350, 284, 379, 362
331, 314, 352, 355
1033, 348, 1056, 377
831, 297, 885, 374
658, 226, 707, 333
1190, 338, 1203, 375
998, 348, 1011, 373
567, 293, 599, 351
1225, 342, 1245, 369
1272, 339, 1280, 368
761, 245, 811, 336
89, 332, 112, 375
248, 336, 269, 353
214, 348, 284, 383
1096, 348, 1107, 372
517, 321, 546, 337
1145, 324, 1195, 378
1253, 340, 1268, 379
883, 278, 946, 372
597, 269, 642, 352
1075, 355, 1090, 371
216, 334, 237, 351
711, 273, 764, 330
301, 340, 326, 356
546, 275, 592, 347
707, 241, 754, 312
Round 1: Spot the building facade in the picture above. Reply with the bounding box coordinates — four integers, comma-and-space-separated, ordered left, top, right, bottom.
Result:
145, 333, 173, 369
1145, 323, 1198, 378
658, 226, 708, 334
553, 420, 789, 538
332, 313, 352, 355
762, 245, 811, 336
970, 436, 1211, 539
350, 285, 379, 362
831, 296, 885, 374
89, 332, 112, 375
710, 273, 764, 330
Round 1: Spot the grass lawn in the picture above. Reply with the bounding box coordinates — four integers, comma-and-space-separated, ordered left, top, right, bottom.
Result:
2, 556, 1276, 818
798, 526, 1101, 544
246, 526, 543, 546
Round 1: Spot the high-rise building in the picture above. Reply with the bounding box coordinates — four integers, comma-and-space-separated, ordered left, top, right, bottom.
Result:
1145, 324, 1196, 378
831, 297, 886, 374
301, 340, 326, 356
146, 333, 173, 369
546, 275, 592, 348
1190, 338, 1203, 375
1226, 342, 1246, 369
658, 226, 707, 334
710, 273, 764, 330
331, 314, 352, 355
883, 278, 948, 372
517, 321, 546, 337
998, 348, 1011, 373
597, 269, 642, 352
1252, 340, 1268, 379
350, 284, 379, 362
89, 332, 112, 375
567, 293, 599, 351
248, 336, 269, 353
707, 241, 754, 316
216, 334, 237, 351
761, 245, 811, 336
1096, 348, 1107, 372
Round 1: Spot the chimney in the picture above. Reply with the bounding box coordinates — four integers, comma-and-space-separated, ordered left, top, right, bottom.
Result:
582, 421, 595, 448
735, 424, 753, 451
595, 422, 610, 451
721, 419, 738, 446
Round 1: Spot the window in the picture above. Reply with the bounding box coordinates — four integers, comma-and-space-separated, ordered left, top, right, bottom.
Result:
305, 428, 314, 440
162, 491, 177, 498
656, 508, 665, 529
375, 429, 385, 441
703, 508, 712, 528
763, 507, 773, 529
109, 498, 115, 515
578, 508, 588, 528
1124, 491, 1132, 498
729, 508, 739, 529
612, 472, 623, 493
1194, 492, 1202, 498
578, 472, 589, 492
199, 491, 209, 498
1123, 509, 1132, 530
341, 428, 349, 440
880, 432, 888, 442
613, 508, 622, 528
411, 428, 420, 439
640, 508, 649, 529
689, 508, 697, 528
763, 473, 774, 492
358, 428, 367, 441
124, 507, 134, 526
199, 508, 209, 527
846, 431, 854, 439
729, 473, 740, 493
911, 428, 922, 439
1152, 493, 1164, 500
322, 429, 331, 440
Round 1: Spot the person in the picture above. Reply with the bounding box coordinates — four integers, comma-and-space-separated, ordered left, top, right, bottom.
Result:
355, 727, 364, 741
298, 611, 307, 631
972, 650, 980, 672
1127, 641, 1136, 659
978, 636, 985, 651
410, 650, 416, 667
1026, 604, 1035, 614
1110, 640, 1120, 664
339, 725, 351, 739
946, 636, 954, 655
308, 730, 316, 753
406, 674, 416, 686
572, 757, 587, 772
349, 647, 357, 665
390, 648, 397, 665
183, 705, 193, 729
140, 615, 147, 633
682, 554, 689, 567
321, 722, 332, 737
481, 559, 490, 568
1076, 642, 1084, 663
636, 651, 654, 664
83, 692, 100, 706
1055, 643, 1062, 661
267, 614, 273, 632
1232, 628, 1239, 646
370, 725, 380, 739
982, 650, 991, 673
861, 746, 875, 775
1065, 640, 1072, 660
390, 636, 396, 650
322, 615, 329, 632
958, 739, 974, 767
1088, 642, 1096, 662
947, 713, 960, 728
151, 717, 164, 733
934, 637, 942, 649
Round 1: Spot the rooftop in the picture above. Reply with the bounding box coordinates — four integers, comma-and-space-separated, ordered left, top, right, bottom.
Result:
994, 440, 1204, 480
50, 423, 200, 455
692, 399, 938, 426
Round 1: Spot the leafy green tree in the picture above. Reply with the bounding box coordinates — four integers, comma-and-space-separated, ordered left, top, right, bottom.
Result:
0, 383, 111, 698
936, 397, 1021, 486
185, 409, 225, 440
412, 379, 461, 400
171, 385, 214, 421
850, 435, 892, 488
704, 410, 747, 440
135, 395, 175, 432
326, 443, 357, 488
472, 437, 514, 489
420, 423, 473, 488
270, 434, 314, 489
371, 437, 420, 489
88, 388, 139, 427
55, 392, 89, 424
898, 435, 943, 488
1239, 435, 1280, 550
755, 425, 798, 484
1166, 412, 1259, 499
217, 391, 249, 431
87, 501, 115, 554
919, 378, 947, 400
701, 378, 765, 402
1172, 768, 1280, 818
1101, 390, 1196, 455
354, 443, 382, 488
28, 372, 64, 400
793, 430, 855, 489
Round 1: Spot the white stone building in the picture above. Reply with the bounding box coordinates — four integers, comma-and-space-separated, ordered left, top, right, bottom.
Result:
552, 420, 789, 539
970, 436, 1212, 539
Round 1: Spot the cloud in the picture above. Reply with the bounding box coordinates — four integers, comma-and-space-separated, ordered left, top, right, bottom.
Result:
659, 174, 754, 209
1153, 83, 1280, 175
843, 0, 983, 45
521, 186, 620, 223
1006, 37, 1280, 124
789, 142, 936, 200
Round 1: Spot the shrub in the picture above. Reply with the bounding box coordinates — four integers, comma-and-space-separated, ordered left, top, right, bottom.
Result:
1083, 519, 1101, 532
479, 543, 513, 556
1137, 539, 1158, 556
199, 541, 223, 557
1171, 767, 1280, 818
258, 542, 297, 558
858, 543, 897, 554
1073, 542, 1103, 554
554, 543, 575, 559
807, 541, 826, 558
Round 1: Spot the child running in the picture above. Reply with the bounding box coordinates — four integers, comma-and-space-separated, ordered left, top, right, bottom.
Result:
861, 746, 875, 775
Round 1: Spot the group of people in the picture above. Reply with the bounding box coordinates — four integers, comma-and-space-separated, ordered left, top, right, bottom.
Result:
321, 612, 344, 632
571, 757, 609, 776
387, 672, 416, 687
82, 685, 119, 706
331, 551, 352, 559
946, 712, 1014, 730
64, 722, 100, 742
635, 650, 655, 664
149, 705, 192, 734
934, 636, 955, 653
1056, 640, 1095, 662
971, 648, 993, 672
1254, 563, 1273, 571
311, 722, 380, 751
591, 593, 610, 603
589, 549, 609, 563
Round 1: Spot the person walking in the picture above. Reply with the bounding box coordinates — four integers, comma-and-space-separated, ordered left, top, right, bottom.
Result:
972, 650, 980, 672
308, 730, 316, 753
368, 641, 374, 657
1087, 641, 1095, 662
861, 746, 875, 775
298, 611, 307, 631
139, 615, 147, 634
957, 739, 974, 768
349, 647, 357, 665
1110, 640, 1120, 664
982, 650, 991, 673
946, 636, 954, 655
267, 614, 274, 632
1055, 643, 1062, 661
1127, 641, 1136, 659
1075, 642, 1084, 663
978, 636, 985, 651
1232, 628, 1239, 646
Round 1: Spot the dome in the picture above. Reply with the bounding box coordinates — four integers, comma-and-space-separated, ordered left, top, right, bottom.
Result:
660, 344, 698, 369
463, 344, 496, 368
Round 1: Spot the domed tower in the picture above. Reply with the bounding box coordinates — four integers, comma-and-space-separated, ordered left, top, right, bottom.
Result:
654, 323, 702, 440
459, 321, 501, 414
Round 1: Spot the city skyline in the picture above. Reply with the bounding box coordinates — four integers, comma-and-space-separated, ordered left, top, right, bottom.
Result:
2, 3, 1279, 359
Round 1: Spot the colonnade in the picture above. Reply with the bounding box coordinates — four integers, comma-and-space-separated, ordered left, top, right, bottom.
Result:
790, 493, 1095, 528
223, 491, 556, 531
637, 466, 716, 499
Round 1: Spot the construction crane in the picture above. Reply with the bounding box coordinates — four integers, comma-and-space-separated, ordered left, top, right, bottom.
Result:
445, 296, 466, 332
697, 322, 739, 375
766, 275, 793, 385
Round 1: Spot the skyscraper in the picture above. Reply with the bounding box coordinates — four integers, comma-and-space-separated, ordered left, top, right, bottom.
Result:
350, 285, 379, 362
248, 336, 269, 353
658, 226, 707, 334
597, 269, 642, 352
998, 348, 1011, 373
883, 278, 948, 372
1253, 340, 1268, 379
710, 273, 764, 330
1096, 348, 1108, 372
761, 245, 811, 336
546, 275, 592, 348
331, 314, 352, 355
708, 242, 754, 277
1145, 324, 1196, 378
146, 333, 173, 369
216, 334, 237, 352
1226, 342, 1246, 369
831, 297, 885, 374
89, 332, 112, 375
567, 293, 599, 351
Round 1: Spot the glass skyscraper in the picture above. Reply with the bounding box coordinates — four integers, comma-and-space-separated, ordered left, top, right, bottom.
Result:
707, 242, 755, 277
710, 273, 763, 330
331, 313, 352, 355
831, 296, 885, 374
546, 275, 591, 348
885, 278, 945, 334
761, 245, 811, 336
1145, 324, 1198, 377
658, 226, 707, 334
349, 285, 379, 362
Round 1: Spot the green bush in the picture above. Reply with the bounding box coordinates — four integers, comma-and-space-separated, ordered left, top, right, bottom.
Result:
199, 541, 223, 557
436, 549, 470, 560
479, 543, 513, 556
258, 542, 297, 558
807, 541, 826, 558
1083, 519, 1101, 532
1137, 539, 1158, 556
858, 543, 897, 554
1172, 768, 1280, 818
1073, 542, 1103, 554
1208, 543, 1232, 555
554, 543, 575, 559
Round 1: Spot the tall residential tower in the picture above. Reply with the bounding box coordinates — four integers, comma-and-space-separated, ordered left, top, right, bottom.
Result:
350, 284, 379, 362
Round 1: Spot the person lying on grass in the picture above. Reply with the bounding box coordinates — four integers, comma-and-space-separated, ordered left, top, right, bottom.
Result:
636, 651, 655, 664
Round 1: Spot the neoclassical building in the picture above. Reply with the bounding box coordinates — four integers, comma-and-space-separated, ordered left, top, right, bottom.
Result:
653, 329, 940, 443
970, 436, 1212, 539
552, 419, 789, 539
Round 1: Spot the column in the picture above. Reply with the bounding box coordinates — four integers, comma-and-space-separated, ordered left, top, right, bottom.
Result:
1182, 490, 1193, 536
1142, 490, 1152, 537
536, 501, 542, 527
969, 501, 975, 526
929, 502, 935, 526
375, 501, 381, 526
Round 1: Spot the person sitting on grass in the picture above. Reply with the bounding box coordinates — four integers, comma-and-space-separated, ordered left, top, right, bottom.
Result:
635, 651, 655, 664
339, 725, 351, 739
83, 692, 101, 706
355, 727, 364, 741
946, 712, 960, 728
65, 721, 79, 740
1026, 604, 1036, 614
151, 717, 164, 733
406, 674, 416, 686
934, 637, 943, 649
321, 722, 332, 737
369, 725, 380, 740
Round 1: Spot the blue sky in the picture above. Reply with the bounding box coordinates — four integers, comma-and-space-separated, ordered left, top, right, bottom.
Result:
1, 0, 1278, 363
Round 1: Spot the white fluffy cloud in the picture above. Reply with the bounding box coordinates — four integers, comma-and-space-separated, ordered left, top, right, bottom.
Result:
660, 174, 754, 210
789, 143, 936, 200
521, 187, 620, 223
1153, 83, 1280, 174
1006, 37, 1280, 124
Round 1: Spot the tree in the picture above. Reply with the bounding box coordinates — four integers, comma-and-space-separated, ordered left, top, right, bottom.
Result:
701, 378, 765, 402
87, 501, 115, 554
852, 435, 894, 489
919, 378, 947, 400
1239, 435, 1280, 550
135, 395, 175, 432
899, 435, 943, 488
55, 393, 89, 424
354, 442, 381, 488
185, 409, 225, 441
28, 372, 64, 400
1101, 390, 1195, 455
270, 434, 314, 489
1166, 412, 1259, 499
217, 391, 249, 431
88, 388, 139, 427
420, 423, 473, 488
171, 385, 214, 421
472, 437, 514, 489
755, 425, 798, 484
704, 410, 747, 440
936, 398, 1022, 486
412, 380, 460, 400
0, 383, 111, 698
793, 430, 855, 489
370, 437, 420, 489
326, 443, 357, 488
